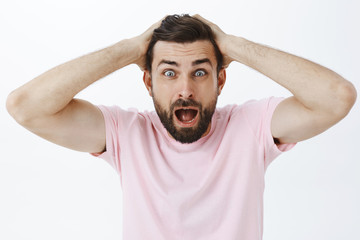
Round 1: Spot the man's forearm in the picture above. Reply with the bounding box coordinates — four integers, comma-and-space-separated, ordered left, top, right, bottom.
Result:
225, 35, 356, 114
7, 39, 139, 122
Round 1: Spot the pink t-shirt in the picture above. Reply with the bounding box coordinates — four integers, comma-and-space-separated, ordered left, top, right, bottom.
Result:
93, 97, 295, 240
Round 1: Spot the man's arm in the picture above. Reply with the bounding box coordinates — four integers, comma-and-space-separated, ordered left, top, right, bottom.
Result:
196, 15, 357, 144
6, 21, 160, 153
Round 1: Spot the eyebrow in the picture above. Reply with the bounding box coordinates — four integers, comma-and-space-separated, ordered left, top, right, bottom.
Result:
192, 58, 212, 67
157, 58, 212, 68
158, 60, 179, 67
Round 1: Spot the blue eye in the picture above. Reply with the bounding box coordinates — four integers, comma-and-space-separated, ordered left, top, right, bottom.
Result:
195, 70, 206, 77
164, 70, 175, 77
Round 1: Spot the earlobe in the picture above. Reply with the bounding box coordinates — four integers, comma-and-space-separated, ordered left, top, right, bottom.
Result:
218, 68, 226, 95
143, 71, 153, 97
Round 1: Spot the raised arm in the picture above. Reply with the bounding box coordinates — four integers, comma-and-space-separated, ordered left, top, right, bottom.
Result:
195, 15, 357, 144
6, 20, 160, 153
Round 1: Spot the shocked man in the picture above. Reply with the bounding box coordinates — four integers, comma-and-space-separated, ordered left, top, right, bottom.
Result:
6, 14, 356, 240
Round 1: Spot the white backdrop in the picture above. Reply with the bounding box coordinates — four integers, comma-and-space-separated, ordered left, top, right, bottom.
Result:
1, 0, 359, 239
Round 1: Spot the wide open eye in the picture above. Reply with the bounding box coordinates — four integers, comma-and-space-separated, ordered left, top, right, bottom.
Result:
194, 70, 206, 77
164, 70, 175, 77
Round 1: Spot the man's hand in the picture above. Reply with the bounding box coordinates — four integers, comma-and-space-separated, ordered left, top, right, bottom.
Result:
132, 18, 163, 71
193, 14, 233, 68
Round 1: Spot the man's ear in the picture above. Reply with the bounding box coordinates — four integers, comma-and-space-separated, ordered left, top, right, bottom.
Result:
143, 70, 153, 97
217, 68, 226, 95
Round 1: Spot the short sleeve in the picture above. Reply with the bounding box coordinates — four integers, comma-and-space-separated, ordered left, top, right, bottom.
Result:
90, 105, 140, 178
242, 97, 296, 169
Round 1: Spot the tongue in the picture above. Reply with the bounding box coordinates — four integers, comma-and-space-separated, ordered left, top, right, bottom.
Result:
178, 109, 197, 122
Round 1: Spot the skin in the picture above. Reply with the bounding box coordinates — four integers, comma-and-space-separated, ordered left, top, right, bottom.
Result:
143, 40, 226, 141
5, 19, 162, 153
6, 15, 357, 154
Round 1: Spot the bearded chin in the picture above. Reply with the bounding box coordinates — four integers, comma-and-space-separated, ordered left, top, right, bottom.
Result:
153, 97, 217, 144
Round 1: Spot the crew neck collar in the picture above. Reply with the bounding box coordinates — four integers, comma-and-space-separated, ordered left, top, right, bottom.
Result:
150, 110, 218, 152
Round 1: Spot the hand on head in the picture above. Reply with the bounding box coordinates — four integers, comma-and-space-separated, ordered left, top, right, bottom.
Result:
192, 14, 233, 68
132, 17, 165, 71
133, 14, 233, 71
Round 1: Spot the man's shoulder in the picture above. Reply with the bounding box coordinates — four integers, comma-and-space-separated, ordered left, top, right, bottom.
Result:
96, 105, 155, 128
215, 97, 285, 121
97, 105, 153, 117
215, 97, 271, 113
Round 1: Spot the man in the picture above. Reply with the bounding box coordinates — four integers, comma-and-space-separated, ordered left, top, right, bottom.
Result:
6, 14, 356, 239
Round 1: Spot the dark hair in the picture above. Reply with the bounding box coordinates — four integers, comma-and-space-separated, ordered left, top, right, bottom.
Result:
145, 14, 223, 74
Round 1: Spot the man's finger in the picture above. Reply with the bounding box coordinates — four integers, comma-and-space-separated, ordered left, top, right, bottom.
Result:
193, 14, 212, 25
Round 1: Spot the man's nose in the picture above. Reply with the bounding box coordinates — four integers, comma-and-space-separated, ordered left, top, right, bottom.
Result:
177, 77, 194, 99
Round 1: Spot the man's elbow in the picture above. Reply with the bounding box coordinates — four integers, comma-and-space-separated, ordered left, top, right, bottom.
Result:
332, 80, 357, 119
6, 90, 33, 126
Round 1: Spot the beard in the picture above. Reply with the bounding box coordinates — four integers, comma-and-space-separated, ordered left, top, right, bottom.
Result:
153, 96, 217, 144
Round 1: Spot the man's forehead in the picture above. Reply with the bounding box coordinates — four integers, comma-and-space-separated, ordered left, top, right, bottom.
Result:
157, 58, 213, 69
152, 40, 216, 65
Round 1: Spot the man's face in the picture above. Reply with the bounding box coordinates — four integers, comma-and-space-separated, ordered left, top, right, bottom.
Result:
144, 40, 226, 144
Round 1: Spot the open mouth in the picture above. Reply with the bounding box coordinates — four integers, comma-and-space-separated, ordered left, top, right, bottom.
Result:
174, 107, 199, 126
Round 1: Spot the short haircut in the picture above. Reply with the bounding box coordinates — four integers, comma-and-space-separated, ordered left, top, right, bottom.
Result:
145, 14, 223, 74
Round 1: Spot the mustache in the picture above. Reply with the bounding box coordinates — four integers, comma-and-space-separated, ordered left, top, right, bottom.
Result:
171, 99, 202, 110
